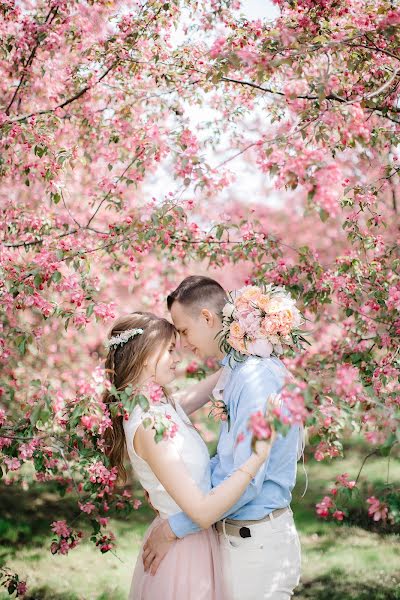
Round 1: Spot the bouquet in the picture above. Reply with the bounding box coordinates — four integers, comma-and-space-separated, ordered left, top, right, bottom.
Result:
218, 283, 309, 359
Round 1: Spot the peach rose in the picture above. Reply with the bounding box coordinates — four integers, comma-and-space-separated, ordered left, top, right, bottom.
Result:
229, 321, 245, 339
260, 316, 280, 336
234, 296, 251, 312
256, 294, 272, 312
280, 308, 294, 323
264, 299, 282, 314
241, 286, 261, 301
228, 336, 248, 354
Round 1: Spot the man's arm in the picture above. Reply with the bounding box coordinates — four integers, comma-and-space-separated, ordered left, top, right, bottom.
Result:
173, 368, 222, 416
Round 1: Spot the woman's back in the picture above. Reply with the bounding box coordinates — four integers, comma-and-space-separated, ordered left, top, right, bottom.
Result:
124, 400, 211, 519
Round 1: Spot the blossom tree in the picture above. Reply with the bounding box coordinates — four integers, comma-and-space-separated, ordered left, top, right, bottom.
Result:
1, 0, 400, 592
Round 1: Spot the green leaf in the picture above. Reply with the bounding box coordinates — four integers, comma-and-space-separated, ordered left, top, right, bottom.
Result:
34, 145, 48, 158
90, 519, 101, 535
319, 208, 329, 222
135, 394, 149, 411
379, 433, 397, 457
52, 271, 62, 283
51, 192, 61, 204
142, 417, 152, 429
215, 225, 224, 240
34, 273, 42, 287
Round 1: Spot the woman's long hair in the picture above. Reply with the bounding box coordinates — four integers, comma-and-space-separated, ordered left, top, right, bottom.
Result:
103, 312, 176, 483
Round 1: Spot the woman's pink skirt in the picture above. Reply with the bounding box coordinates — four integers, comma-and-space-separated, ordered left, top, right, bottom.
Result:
129, 516, 228, 600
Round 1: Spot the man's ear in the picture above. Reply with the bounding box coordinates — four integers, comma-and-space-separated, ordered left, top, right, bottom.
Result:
200, 308, 214, 327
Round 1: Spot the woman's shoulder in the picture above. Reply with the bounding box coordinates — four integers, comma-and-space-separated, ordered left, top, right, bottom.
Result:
125, 401, 170, 429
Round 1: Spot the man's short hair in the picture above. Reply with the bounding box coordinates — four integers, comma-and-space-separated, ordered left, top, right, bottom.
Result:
167, 275, 227, 316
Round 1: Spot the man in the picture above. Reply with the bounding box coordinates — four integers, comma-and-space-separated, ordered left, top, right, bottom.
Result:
142, 275, 302, 599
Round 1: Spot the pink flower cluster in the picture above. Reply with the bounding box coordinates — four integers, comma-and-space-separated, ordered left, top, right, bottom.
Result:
220, 284, 304, 358
186, 360, 199, 374
163, 414, 179, 439
95, 531, 116, 553
147, 381, 165, 405
315, 495, 344, 521
387, 286, 400, 312
248, 410, 273, 440
0, 569, 27, 598
335, 364, 363, 406
316, 473, 357, 522
50, 520, 82, 555
88, 462, 118, 496
366, 496, 388, 522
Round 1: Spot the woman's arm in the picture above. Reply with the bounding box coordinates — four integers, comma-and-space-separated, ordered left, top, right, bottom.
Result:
134, 421, 274, 531
172, 369, 222, 416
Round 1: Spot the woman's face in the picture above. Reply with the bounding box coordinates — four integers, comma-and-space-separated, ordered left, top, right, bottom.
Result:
151, 335, 180, 386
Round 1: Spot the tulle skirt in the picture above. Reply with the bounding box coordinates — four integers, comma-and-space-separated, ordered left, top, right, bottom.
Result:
129, 516, 229, 600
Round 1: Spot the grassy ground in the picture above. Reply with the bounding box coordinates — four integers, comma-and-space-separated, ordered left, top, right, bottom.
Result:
1, 441, 399, 600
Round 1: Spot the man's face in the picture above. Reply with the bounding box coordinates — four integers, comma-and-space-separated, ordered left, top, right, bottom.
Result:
170, 301, 222, 360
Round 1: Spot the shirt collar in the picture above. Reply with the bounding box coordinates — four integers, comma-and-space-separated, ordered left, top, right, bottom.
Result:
219, 353, 229, 367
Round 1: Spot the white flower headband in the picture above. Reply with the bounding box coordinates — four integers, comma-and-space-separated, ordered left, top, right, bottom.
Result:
105, 328, 144, 350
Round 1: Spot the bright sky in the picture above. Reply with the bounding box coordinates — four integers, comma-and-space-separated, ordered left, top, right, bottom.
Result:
239, 0, 280, 20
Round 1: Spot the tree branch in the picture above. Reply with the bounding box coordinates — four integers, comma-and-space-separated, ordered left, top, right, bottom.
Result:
5, 6, 58, 115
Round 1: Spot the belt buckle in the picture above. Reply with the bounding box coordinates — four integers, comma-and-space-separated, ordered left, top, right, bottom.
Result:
239, 526, 251, 538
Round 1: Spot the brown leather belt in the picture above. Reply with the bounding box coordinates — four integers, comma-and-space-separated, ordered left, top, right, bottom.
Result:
215, 507, 289, 538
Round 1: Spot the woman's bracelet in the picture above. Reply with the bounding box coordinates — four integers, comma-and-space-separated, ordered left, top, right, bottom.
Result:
237, 466, 255, 480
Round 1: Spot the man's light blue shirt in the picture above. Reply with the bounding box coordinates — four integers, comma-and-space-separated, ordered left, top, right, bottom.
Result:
168, 353, 301, 538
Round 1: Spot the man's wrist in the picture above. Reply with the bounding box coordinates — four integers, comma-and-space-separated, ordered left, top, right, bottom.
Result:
162, 520, 177, 541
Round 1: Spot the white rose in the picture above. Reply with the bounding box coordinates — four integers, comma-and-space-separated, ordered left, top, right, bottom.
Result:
222, 302, 235, 319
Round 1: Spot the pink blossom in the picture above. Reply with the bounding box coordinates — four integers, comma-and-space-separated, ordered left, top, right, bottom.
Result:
316, 496, 333, 518
186, 360, 199, 374
81, 415, 98, 430
79, 501, 96, 514
17, 581, 28, 596
4, 456, 21, 471
336, 473, 356, 489
366, 496, 388, 522
387, 286, 400, 311
248, 411, 272, 440
93, 303, 116, 321
51, 520, 71, 538
332, 510, 345, 521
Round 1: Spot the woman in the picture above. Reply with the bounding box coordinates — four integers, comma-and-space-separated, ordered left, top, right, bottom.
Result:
103, 311, 275, 600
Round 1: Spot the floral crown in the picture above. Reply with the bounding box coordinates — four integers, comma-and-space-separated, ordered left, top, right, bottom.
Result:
218, 283, 309, 359
105, 327, 144, 350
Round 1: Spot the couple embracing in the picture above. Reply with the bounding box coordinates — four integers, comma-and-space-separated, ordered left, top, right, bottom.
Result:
104, 276, 303, 600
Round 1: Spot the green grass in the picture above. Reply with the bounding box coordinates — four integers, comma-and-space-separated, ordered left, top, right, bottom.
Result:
292, 441, 400, 599
1, 441, 399, 600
